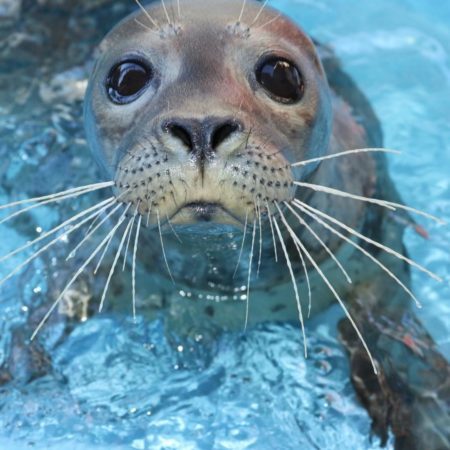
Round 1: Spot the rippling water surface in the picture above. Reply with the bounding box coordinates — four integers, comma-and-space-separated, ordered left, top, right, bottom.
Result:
0, 1, 449, 449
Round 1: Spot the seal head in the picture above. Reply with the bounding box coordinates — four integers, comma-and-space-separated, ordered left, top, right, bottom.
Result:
84, 0, 332, 228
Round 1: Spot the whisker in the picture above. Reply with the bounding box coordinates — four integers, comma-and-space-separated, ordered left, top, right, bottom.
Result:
0, 197, 115, 263
237, 0, 247, 23
160, 0, 172, 25
134, 18, 160, 35
0, 199, 118, 287
95, 235, 114, 275
280, 220, 312, 319
146, 205, 152, 227
234, 210, 249, 278
256, 200, 263, 277
177, 0, 181, 19
291, 148, 401, 167
132, 215, 142, 322
0, 183, 115, 226
84, 209, 105, 238
134, 0, 159, 28
254, 12, 281, 30
292, 200, 422, 308
294, 181, 445, 224
250, 0, 269, 27
283, 200, 350, 317
294, 238, 312, 318
244, 216, 257, 331
284, 202, 352, 284
156, 210, 175, 284
276, 204, 377, 373
122, 208, 138, 271
265, 200, 278, 262
30, 209, 129, 340
166, 214, 182, 243
273, 214, 307, 357
295, 181, 392, 211
99, 218, 134, 312
81, 188, 132, 241
68, 202, 123, 261
81, 185, 131, 239
0, 181, 114, 211
94, 204, 131, 274
293, 199, 442, 282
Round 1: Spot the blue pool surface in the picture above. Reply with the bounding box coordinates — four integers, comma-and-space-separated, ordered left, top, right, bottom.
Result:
0, 1, 449, 449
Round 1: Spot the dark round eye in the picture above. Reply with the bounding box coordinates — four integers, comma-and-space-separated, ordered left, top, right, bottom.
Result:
256, 57, 304, 104
106, 60, 152, 104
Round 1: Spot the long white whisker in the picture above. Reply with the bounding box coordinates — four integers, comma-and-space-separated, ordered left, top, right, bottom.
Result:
254, 12, 281, 30
146, 205, 152, 227
294, 199, 442, 282
84, 209, 105, 237
238, 0, 247, 23
0, 184, 114, 226
276, 205, 377, 373
94, 204, 131, 274
177, 0, 181, 19
134, 18, 160, 35
273, 214, 307, 357
0, 197, 115, 263
256, 201, 263, 277
99, 218, 134, 312
295, 240, 312, 318
0, 181, 114, 211
291, 148, 400, 167
160, 0, 172, 25
95, 235, 113, 274
70, 203, 123, 260
294, 181, 445, 224
294, 181, 393, 211
284, 202, 352, 284
284, 200, 350, 317
250, 0, 269, 26
166, 214, 182, 243
134, 0, 159, 28
265, 200, 278, 262
122, 209, 137, 271
81, 189, 131, 240
244, 216, 257, 331
30, 210, 129, 340
0, 200, 118, 288
284, 224, 312, 318
132, 215, 142, 322
156, 210, 175, 284
292, 200, 422, 308
234, 210, 249, 278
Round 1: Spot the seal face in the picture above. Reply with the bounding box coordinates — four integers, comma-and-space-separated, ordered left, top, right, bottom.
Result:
84, 0, 332, 228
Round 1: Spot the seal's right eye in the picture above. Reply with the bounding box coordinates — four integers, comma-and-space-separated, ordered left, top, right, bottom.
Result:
106, 60, 152, 104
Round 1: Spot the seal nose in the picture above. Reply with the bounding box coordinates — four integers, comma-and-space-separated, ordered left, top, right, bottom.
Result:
164, 118, 241, 154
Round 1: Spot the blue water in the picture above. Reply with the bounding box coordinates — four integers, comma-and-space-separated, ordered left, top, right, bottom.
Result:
0, 1, 449, 449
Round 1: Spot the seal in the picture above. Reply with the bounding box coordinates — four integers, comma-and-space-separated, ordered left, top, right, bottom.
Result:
0, 0, 448, 448
83, 2, 449, 447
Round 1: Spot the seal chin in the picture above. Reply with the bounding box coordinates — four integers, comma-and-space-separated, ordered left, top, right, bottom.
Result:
169, 202, 244, 228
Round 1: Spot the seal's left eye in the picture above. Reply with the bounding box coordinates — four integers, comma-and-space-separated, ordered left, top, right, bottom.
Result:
106, 60, 152, 104
256, 57, 304, 104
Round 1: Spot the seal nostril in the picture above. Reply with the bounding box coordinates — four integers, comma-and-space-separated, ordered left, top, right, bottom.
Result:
167, 124, 193, 150
211, 122, 239, 150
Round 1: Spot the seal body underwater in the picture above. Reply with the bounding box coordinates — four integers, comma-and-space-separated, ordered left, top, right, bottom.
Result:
1, 0, 449, 448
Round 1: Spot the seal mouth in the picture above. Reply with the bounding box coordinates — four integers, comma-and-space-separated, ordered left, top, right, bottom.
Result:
168, 201, 244, 227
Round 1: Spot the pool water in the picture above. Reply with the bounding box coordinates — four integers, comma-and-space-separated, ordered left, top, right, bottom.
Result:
0, 1, 449, 449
